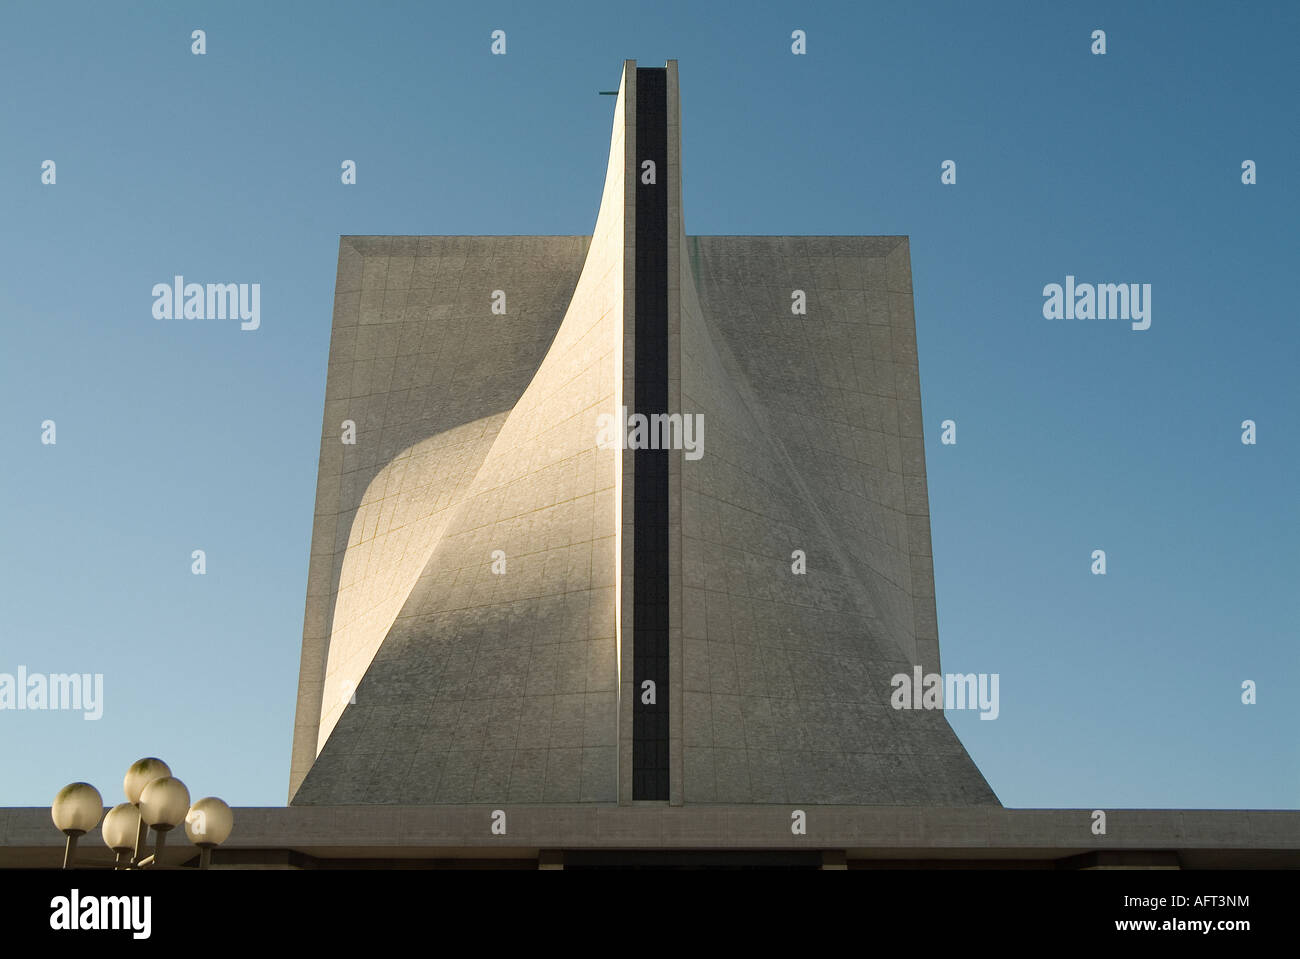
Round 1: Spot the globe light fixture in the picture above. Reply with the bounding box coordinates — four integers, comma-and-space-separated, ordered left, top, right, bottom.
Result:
124, 757, 171, 804
185, 797, 234, 869
101, 802, 142, 867
137, 776, 190, 864
52, 758, 233, 869
50, 782, 104, 869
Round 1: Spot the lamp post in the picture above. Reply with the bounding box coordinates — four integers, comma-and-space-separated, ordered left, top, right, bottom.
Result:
52, 757, 233, 869
136, 776, 190, 867
101, 802, 142, 869
186, 796, 235, 869
51, 782, 104, 869
123, 757, 171, 863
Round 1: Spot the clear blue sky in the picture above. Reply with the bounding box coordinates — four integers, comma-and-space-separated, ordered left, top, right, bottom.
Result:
1, 1, 1295, 810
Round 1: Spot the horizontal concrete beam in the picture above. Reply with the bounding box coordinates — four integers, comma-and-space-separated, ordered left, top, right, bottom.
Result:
3, 806, 1296, 862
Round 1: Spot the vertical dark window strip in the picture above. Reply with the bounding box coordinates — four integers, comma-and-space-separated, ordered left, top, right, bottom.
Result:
632, 68, 669, 800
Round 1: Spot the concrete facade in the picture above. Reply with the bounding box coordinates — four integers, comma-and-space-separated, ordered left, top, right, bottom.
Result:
3, 805, 1297, 869
676, 234, 989, 804
288, 234, 593, 798
290, 60, 995, 808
